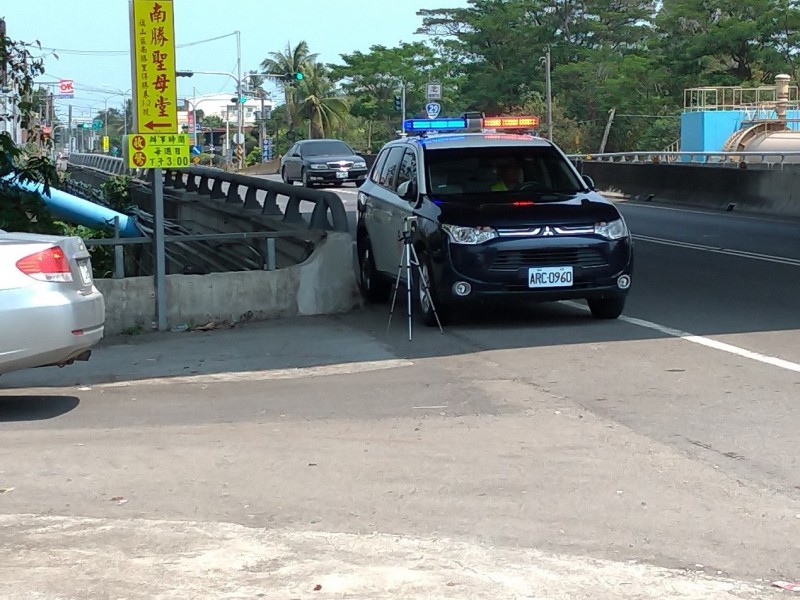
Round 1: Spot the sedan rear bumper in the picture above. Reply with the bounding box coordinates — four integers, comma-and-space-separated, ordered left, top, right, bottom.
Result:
0, 287, 105, 374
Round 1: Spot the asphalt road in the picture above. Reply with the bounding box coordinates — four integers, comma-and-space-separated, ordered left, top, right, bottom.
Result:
1, 190, 799, 598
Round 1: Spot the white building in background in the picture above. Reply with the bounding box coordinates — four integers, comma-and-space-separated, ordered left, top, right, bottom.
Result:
178, 93, 273, 129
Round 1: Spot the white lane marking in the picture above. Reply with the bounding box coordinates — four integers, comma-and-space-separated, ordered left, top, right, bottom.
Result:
617, 197, 799, 224
564, 301, 800, 373
98, 359, 414, 388
633, 234, 800, 267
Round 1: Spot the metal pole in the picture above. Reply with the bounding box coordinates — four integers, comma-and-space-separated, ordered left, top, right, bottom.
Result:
235, 30, 243, 170
401, 82, 406, 126
259, 92, 265, 159
152, 169, 167, 331
192, 86, 198, 148
225, 105, 230, 162
545, 47, 553, 141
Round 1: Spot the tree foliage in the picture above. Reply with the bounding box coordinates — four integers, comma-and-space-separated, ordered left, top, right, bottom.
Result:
260, 0, 800, 154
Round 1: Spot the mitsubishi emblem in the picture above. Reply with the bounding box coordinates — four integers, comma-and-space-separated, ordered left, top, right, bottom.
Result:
542, 226, 554, 236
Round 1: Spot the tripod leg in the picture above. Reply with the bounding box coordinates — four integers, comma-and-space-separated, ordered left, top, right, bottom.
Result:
386, 245, 406, 335
409, 245, 445, 334
406, 241, 413, 341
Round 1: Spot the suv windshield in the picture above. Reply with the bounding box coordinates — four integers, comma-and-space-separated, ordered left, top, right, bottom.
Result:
424, 146, 585, 196
301, 141, 354, 157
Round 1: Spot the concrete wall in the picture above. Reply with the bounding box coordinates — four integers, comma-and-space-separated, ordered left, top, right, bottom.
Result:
96, 232, 360, 334
581, 161, 800, 219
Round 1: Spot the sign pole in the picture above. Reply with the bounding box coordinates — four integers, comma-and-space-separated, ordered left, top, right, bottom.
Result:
129, 0, 181, 332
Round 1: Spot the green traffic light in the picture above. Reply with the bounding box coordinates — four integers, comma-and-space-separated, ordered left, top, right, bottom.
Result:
294, 72, 304, 80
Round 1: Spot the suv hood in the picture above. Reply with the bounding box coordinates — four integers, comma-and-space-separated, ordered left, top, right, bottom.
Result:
429, 191, 621, 227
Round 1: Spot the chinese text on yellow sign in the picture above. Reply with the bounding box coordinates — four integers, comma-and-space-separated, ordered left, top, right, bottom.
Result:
127, 134, 190, 169
132, 1, 178, 133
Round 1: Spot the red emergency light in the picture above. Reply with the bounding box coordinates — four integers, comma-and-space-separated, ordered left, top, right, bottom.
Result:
483, 116, 540, 128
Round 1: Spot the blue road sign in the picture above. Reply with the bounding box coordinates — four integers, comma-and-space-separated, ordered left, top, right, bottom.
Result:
190, 145, 202, 156
425, 102, 441, 119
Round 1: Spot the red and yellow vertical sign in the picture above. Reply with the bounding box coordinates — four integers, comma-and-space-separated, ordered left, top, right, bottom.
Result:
130, 0, 178, 134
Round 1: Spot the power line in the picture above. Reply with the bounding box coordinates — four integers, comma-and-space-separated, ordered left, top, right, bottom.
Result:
28, 32, 238, 56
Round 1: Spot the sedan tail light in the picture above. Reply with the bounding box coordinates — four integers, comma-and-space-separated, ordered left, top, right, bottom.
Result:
16, 246, 74, 283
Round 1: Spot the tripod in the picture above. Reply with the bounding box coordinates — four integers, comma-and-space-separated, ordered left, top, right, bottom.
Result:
387, 217, 444, 341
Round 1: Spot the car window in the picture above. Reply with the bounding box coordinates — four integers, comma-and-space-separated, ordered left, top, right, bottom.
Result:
424, 146, 585, 196
379, 147, 405, 189
300, 141, 354, 156
288, 144, 298, 156
395, 149, 418, 191
370, 149, 390, 184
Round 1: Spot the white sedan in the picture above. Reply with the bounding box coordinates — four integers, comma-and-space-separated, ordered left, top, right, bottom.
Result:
0, 232, 105, 375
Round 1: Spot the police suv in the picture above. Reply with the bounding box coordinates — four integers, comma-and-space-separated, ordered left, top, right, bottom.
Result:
356, 114, 633, 325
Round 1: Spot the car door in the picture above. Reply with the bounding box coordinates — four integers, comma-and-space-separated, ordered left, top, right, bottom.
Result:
386, 148, 420, 271
287, 144, 302, 178
368, 146, 406, 274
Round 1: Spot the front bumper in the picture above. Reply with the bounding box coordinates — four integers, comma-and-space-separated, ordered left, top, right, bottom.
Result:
430, 235, 633, 304
307, 168, 368, 184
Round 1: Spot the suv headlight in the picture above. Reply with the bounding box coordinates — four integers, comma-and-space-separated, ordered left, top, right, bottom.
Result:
594, 218, 628, 240
442, 224, 498, 245
354, 161, 367, 169
310, 163, 327, 170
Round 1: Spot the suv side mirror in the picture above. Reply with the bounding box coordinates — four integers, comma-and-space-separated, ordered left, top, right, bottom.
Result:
583, 175, 596, 190
397, 180, 418, 202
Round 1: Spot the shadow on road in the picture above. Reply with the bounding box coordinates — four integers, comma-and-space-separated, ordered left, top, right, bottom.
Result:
0, 395, 80, 422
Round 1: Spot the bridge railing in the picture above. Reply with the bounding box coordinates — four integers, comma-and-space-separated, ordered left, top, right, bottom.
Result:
567, 150, 800, 169
66, 153, 349, 233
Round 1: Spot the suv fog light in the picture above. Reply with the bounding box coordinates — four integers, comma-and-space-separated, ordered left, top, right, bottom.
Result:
617, 275, 631, 290
453, 281, 472, 297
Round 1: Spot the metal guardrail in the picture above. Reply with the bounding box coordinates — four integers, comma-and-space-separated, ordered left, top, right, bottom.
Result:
86, 227, 323, 279
66, 153, 349, 233
567, 150, 800, 168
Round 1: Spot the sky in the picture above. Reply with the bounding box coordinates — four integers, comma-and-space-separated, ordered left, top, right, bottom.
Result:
3, 0, 468, 120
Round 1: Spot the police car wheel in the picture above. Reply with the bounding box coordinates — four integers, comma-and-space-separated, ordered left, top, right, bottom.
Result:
414, 254, 447, 327
587, 296, 626, 319
358, 237, 390, 303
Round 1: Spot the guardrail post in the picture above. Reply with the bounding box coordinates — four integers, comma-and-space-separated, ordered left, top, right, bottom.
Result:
113, 216, 124, 279
267, 238, 276, 271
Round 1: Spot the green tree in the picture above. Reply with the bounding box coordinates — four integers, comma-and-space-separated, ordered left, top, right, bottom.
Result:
0, 33, 60, 233
296, 61, 349, 138
260, 41, 318, 130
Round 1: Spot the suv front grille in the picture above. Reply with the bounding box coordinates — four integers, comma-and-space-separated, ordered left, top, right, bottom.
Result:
490, 248, 608, 270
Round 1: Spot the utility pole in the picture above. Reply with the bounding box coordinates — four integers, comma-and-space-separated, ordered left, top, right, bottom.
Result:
67, 104, 73, 152
401, 82, 407, 126
545, 47, 553, 141
235, 30, 243, 170
599, 107, 616, 154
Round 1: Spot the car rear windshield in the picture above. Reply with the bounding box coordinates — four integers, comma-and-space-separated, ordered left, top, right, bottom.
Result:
424, 146, 585, 196
301, 141, 354, 157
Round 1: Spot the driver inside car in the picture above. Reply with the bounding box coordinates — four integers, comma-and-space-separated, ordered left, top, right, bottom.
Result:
490, 161, 524, 191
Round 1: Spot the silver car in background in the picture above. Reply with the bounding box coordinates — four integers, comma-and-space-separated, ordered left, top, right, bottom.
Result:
0, 232, 105, 375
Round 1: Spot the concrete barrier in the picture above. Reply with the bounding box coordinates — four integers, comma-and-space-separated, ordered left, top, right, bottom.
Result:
579, 161, 800, 218
96, 232, 360, 334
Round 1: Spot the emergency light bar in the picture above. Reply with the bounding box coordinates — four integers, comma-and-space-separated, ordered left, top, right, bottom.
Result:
403, 115, 539, 134
483, 116, 540, 128
404, 118, 468, 132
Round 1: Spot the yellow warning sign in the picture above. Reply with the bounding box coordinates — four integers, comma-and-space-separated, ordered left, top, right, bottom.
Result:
127, 133, 190, 169
102, 136, 110, 153
130, 0, 178, 133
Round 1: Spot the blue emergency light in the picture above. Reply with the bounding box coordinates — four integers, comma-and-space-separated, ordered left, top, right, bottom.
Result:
403, 118, 468, 132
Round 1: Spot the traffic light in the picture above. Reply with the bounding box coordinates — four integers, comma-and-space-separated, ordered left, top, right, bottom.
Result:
394, 95, 402, 112
283, 72, 304, 82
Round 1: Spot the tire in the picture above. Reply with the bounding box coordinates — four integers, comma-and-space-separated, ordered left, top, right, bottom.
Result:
358, 235, 390, 303
301, 168, 314, 188
414, 252, 447, 327
587, 296, 626, 319
281, 167, 291, 184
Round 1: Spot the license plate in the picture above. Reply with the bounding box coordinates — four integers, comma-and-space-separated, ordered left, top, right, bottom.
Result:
528, 266, 573, 288
78, 260, 93, 285
336, 171, 348, 179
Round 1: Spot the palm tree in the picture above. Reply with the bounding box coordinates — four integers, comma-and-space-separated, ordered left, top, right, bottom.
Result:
296, 61, 349, 139
260, 41, 317, 129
